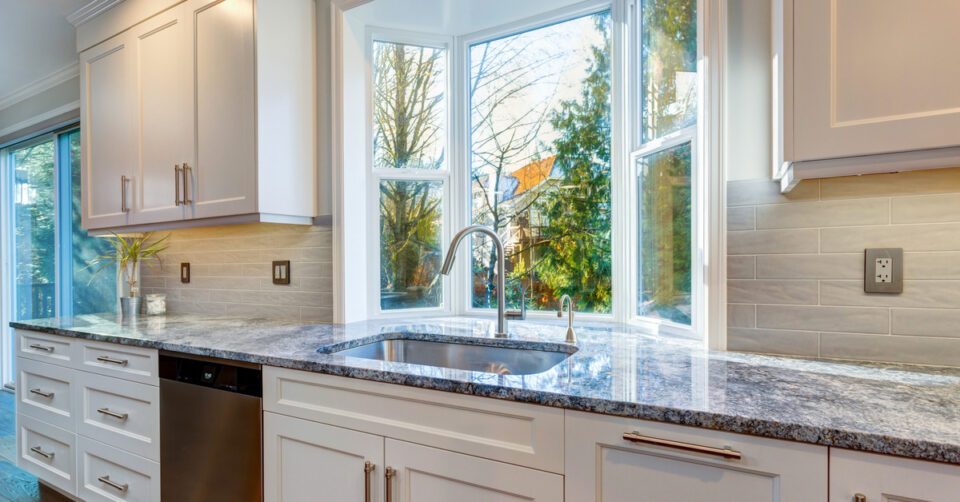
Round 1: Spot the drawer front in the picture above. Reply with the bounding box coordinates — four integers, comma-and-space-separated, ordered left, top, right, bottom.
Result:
77, 372, 160, 461
17, 414, 77, 496
830, 448, 960, 502
263, 367, 565, 474
79, 340, 158, 385
17, 330, 75, 367
78, 436, 161, 502
17, 357, 76, 431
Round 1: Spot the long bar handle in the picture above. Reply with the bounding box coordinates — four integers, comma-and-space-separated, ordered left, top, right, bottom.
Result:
98, 475, 128, 493
97, 408, 128, 420
622, 432, 742, 460
364, 461, 375, 502
96, 355, 128, 366
121, 175, 130, 213
28, 343, 54, 352
175, 164, 182, 206
29, 388, 54, 399
385, 466, 396, 502
181, 163, 192, 204
30, 446, 54, 459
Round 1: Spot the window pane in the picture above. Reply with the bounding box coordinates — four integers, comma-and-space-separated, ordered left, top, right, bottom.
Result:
67, 130, 116, 315
373, 41, 446, 170
469, 12, 612, 313
638, 142, 692, 325
641, 0, 697, 142
12, 140, 57, 320
379, 179, 443, 309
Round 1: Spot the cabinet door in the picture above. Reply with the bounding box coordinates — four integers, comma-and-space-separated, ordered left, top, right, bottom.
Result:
565, 410, 827, 502
130, 6, 189, 225
263, 412, 384, 502
793, 0, 960, 161
384, 439, 562, 502
830, 448, 960, 502
182, 0, 257, 220
80, 33, 136, 230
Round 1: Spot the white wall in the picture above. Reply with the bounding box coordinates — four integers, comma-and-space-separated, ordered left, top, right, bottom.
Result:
0, 76, 80, 145
723, 0, 771, 181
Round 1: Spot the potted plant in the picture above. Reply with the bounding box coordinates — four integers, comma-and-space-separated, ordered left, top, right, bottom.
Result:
88, 232, 169, 317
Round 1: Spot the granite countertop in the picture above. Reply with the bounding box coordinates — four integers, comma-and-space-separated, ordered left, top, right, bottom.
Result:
12, 313, 960, 465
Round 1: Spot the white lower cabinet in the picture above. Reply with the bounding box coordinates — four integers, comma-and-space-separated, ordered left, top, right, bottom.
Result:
17, 414, 77, 496
385, 438, 562, 502
77, 436, 161, 502
830, 448, 960, 502
564, 410, 828, 502
264, 411, 384, 502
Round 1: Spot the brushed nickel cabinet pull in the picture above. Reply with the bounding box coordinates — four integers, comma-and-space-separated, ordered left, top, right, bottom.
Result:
121, 175, 130, 213
30, 446, 54, 459
182, 163, 192, 204
96, 355, 128, 366
384, 466, 396, 502
175, 164, 182, 206
29, 388, 54, 399
364, 461, 375, 502
622, 432, 742, 460
98, 475, 128, 493
854, 494, 866, 502
97, 408, 128, 420
29, 343, 54, 352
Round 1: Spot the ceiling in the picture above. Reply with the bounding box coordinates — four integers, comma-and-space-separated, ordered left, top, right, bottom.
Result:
0, 0, 88, 103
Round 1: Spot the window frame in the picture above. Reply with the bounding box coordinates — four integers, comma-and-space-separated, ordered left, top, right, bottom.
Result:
366, 28, 456, 318
340, 0, 726, 345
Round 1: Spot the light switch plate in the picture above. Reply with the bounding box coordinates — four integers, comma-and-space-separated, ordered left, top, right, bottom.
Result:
864, 248, 902, 293
272, 260, 291, 285
180, 263, 190, 284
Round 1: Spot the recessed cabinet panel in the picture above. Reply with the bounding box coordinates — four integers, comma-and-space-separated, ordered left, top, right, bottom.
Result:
830, 448, 960, 502
263, 412, 384, 502
134, 8, 189, 224
793, 0, 960, 160
188, 0, 257, 219
81, 36, 136, 230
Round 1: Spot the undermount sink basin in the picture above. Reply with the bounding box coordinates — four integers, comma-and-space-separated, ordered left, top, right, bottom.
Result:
331, 338, 574, 375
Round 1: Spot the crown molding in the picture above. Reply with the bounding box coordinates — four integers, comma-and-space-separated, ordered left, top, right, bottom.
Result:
0, 100, 80, 141
0, 62, 79, 111
67, 0, 126, 27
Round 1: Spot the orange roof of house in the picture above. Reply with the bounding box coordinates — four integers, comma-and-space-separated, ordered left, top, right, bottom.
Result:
511, 156, 556, 196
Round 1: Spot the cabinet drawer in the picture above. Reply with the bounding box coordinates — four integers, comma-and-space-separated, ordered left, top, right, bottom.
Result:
79, 340, 158, 385
77, 372, 160, 461
565, 410, 828, 502
16, 330, 75, 367
17, 358, 76, 431
830, 448, 960, 502
263, 367, 565, 474
78, 436, 161, 502
17, 414, 77, 496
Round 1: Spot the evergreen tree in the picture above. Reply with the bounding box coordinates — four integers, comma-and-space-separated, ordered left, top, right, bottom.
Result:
536, 13, 613, 312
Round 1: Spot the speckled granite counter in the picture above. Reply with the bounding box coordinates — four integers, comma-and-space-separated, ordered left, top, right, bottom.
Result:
12, 313, 960, 465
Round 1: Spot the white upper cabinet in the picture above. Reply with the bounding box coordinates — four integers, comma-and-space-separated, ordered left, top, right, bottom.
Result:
80, 34, 137, 229
774, 0, 960, 191
79, 0, 316, 231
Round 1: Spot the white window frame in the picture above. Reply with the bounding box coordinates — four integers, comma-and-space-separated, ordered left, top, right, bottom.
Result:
338, 0, 726, 346
366, 28, 455, 318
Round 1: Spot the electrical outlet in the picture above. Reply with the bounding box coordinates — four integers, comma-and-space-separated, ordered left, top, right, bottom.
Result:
180, 263, 190, 283
272, 260, 291, 285
875, 258, 892, 283
864, 248, 902, 293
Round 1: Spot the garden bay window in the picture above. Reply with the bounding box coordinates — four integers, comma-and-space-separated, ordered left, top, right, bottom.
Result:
349, 0, 710, 338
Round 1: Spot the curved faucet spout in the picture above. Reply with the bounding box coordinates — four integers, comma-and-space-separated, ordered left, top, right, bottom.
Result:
441, 225, 507, 337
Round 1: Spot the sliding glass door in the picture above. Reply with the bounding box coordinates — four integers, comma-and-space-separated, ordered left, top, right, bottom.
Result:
1, 126, 117, 386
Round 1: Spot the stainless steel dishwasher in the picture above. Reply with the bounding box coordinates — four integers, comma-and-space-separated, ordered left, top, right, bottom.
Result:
159, 352, 262, 502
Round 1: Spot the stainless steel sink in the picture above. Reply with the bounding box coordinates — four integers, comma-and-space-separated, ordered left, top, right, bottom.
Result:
331, 339, 573, 375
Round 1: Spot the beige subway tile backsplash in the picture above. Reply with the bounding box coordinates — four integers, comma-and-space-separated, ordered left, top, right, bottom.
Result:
726, 167, 960, 367
142, 223, 333, 323
756, 198, 888, 229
